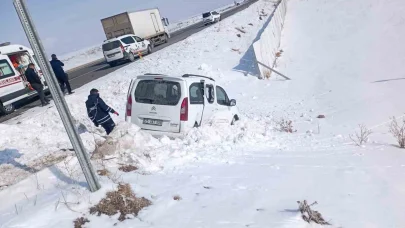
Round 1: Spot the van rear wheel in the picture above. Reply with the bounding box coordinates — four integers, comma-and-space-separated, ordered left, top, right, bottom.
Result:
0, 103, 15, 115
129, 53, 136, 62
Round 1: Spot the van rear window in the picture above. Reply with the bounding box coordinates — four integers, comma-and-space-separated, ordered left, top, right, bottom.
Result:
0, 60, 15, 78
135, 80, 181, 106
102, 41, 121, 51
203, 12, 211, 18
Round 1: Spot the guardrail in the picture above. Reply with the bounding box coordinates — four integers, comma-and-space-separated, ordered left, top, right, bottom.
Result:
253, 0, 288, 79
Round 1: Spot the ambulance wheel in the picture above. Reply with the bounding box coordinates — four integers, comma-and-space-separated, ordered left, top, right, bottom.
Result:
0, 103, 15, 115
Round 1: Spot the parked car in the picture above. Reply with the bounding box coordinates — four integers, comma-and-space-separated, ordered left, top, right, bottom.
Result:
202, 11, 221, 25
125, 74, 240, 137
102, 34, 152, 67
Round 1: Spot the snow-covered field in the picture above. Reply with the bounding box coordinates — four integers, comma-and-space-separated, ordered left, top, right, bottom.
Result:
59, 45, 103, 71
1, 0, 405, 227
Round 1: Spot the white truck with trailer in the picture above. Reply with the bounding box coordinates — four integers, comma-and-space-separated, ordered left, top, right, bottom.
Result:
101, 8, 170, 48
0, 43, 47, 114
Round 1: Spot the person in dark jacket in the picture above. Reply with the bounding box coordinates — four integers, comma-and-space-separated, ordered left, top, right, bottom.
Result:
85, 89, 119, 135
25, 63, 50, 106
50, 54, 73, 95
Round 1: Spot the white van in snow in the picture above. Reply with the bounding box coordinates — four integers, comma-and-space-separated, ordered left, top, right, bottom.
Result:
125, 74, 240, 137
102, 34, 152, 67
0, 43, 47, 114
203, 11, 221, 25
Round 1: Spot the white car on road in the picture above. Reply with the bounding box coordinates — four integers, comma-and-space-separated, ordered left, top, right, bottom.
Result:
102, 34, 152, 67
125, 74, 240, 137
203, 11, 221, 25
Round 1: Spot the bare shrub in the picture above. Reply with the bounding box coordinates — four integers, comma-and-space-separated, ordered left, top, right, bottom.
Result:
389, 117, 405, 148
173, 195, 182, 201
74, 217, 90, 228
97, 169, 110, 176
90, 183, 151, 222
118, 164, 138, 173
275, 119, 296, 133
349, 124, 372, 146
297, 200, 330, 225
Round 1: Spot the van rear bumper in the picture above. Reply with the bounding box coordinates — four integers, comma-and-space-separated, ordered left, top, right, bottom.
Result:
141, 129, 184, 139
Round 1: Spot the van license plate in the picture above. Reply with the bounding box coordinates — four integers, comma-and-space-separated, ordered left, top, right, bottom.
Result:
143, 118, 163, 126
108, 54, 115, 57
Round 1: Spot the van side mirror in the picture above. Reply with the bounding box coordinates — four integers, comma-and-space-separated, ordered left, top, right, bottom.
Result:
229, 99, 236, 106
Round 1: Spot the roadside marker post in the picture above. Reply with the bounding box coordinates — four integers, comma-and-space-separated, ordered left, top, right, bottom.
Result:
13, 0, 101, 192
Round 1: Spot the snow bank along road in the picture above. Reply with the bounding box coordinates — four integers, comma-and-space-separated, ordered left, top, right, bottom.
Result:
0, 0, 258, 123
2, 0, 405, 227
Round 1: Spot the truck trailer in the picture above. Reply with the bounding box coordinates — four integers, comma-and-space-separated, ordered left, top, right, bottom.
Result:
101, 8, 170, 47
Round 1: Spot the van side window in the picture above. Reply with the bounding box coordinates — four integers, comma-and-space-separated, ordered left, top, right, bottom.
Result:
205, 84, 215, 104
189, 83, 204, 104
0, 60, 15, 78
121, 36, 135, 44
216, 86, 229, 106
133, 36, 143, 42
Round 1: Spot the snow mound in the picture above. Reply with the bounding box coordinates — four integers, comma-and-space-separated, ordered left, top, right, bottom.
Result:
95, 116, 277, 172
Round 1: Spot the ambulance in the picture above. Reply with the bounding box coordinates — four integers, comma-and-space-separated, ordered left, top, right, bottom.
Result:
0, 42, 47, 114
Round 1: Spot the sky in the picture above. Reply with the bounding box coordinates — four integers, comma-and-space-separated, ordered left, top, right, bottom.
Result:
0, 0, 236, 55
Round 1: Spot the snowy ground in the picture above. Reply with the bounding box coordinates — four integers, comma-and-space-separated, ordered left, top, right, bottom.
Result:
1, 0, 405, 227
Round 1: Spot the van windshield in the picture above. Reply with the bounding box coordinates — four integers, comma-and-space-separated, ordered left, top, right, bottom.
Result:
135, 80, 181, 106
102, 41, 121, 52
202, 12, 211, 18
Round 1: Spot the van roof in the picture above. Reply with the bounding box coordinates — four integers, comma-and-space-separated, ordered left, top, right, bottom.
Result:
103, 34, 135, 43
136, 74, 215, 82
0, 44, 32, 55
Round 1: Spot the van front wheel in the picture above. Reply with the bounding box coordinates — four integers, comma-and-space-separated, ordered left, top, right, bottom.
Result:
0, 103, 15, 115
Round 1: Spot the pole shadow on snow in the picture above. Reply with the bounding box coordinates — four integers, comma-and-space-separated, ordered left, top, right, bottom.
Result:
232, 2, 281, 77
0, 149, 38, 173
48, 166, 88, 188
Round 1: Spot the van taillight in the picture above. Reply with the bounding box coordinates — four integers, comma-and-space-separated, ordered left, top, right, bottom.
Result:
180, 98, 188, 121
120, 44, 125, 53
126, 95, 132, 118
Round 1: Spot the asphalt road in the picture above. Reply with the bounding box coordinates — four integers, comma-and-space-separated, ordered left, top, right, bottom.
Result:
0, 0, 257, 123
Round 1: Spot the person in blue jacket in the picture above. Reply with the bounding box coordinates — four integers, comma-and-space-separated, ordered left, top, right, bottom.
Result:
85, 89, 119, 135
50, 54, 74, 95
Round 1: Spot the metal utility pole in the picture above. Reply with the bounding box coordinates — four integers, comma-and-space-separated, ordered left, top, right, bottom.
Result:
13, 0, 101, 192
